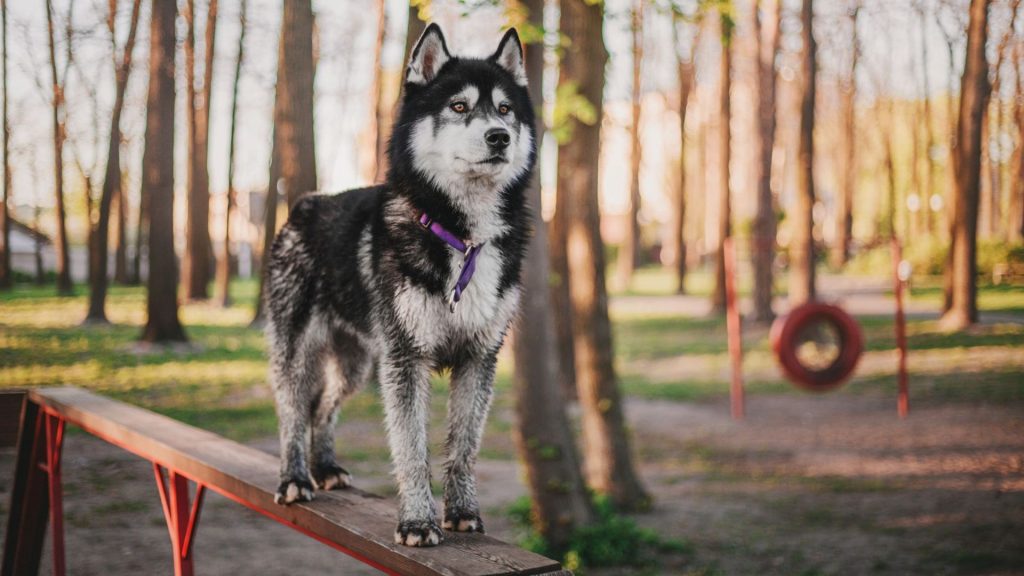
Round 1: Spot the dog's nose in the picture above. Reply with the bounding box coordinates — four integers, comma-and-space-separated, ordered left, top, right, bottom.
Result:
485, 128, 511, 150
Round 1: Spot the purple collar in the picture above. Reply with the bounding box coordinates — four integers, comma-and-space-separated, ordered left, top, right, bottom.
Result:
418, 212, 484, 312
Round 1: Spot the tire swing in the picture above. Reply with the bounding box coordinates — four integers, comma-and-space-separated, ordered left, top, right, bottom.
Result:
769, 302, 864, 392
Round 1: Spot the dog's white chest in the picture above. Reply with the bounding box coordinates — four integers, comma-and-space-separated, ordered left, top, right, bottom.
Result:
394, 243, 518, 352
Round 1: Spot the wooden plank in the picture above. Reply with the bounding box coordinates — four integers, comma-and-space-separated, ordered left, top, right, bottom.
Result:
0, 391, 25, 448
25, 387, 567, 576
1, 400, 48, 576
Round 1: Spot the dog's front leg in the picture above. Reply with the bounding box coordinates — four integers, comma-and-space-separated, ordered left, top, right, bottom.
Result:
442, 353, 497, 533
380, 352, 442, 547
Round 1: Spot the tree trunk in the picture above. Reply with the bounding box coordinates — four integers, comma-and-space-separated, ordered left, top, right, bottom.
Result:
942, 0, 990, 331
672, 21, 695, 296
617, 0, 643, 290
33, 203, 43, 284
141, 0, 186, 343
789, 0, 816, 307
362, 0, 387, 184
559, 0, 649, 512
45, 0, 72, 296
86, 0, 142, 324
883, 96, 897, 239
831, 2, 857, 269
130, 159, 148, 285
182, 0, 217, 301
918, 3, 936, 237
113, 183, 129, 284
978, 104, 993, 238
752, 0, 781, 323
551, 144, 576, 401
941, 31, 959, 312
512, 0, 595, 551
0, 0, 9, 290
550, 6, 576, 402
218, 0, 247, 308
404, 5, 427, 72
253, 0, 318, 324
1015, 44, 1024, 240
711, 12, 732, 314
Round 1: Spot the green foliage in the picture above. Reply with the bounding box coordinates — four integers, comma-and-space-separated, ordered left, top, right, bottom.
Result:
978, 240, 1024, 278
552, 81, 597, 144
846, 239, 1024, 279
508, 495, 691, 573
411, 0, 433, 22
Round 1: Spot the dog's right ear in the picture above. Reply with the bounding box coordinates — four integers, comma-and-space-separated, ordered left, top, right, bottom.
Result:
406, 24, 451, 86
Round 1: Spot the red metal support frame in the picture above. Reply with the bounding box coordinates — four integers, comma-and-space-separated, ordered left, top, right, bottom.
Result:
892, 239, 910, 418
43, 411, 66, 576
5, 389, 568, 576
153, 464, 205, 576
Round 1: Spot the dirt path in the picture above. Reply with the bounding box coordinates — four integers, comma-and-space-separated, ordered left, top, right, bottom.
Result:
2, 394, 1022, 575
624, 394, 1024, 575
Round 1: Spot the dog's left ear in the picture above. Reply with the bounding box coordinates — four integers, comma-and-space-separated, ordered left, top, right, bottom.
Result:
490, 28, 527, 86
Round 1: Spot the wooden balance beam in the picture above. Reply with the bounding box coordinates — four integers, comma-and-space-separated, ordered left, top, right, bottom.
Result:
1, 387, 570, 576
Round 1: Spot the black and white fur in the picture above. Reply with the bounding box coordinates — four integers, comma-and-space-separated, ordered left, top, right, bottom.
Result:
265, 24, 534, 548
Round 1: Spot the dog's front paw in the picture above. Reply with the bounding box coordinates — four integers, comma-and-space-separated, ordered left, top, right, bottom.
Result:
394, 518, 444, 547
443, 507, 485, 533
274, 476, 315, 505
312, 463, 352, 491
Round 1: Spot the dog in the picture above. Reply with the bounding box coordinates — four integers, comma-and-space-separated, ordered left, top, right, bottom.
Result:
264, 23, 535, 548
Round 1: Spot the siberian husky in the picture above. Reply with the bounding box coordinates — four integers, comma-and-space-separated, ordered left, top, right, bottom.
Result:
265, 24, 535, 547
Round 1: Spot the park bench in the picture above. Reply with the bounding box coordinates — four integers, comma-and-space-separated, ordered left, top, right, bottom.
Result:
1, 387, 570, 576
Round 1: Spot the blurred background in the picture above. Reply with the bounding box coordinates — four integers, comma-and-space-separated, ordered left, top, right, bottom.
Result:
1, 0, 1022, 574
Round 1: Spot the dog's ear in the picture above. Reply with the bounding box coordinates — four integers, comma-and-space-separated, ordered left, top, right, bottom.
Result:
490, 28, 527, 86
406, 23, 451, 86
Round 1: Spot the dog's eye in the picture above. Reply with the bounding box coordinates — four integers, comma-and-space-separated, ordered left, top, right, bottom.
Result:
498, 104, 512, 115
450, 102, 467, 113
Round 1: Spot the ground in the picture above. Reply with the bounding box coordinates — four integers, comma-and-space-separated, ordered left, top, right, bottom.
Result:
1, 271, 1022, 575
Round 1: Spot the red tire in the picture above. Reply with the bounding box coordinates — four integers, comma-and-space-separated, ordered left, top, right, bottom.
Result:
770, 302, 864, 392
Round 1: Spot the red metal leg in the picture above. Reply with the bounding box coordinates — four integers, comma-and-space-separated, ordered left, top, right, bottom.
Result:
154, 464, 204, 576
44, 412, 66, 576
892, 239, 910, 418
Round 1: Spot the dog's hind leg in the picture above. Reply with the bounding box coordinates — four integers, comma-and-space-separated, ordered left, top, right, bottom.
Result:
379, 347, 442, 547
441, 352, 497, 533
270, 317, 328, 505
310, 329, 372, 491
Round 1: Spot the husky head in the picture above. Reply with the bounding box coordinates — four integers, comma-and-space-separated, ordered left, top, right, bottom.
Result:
392, 24, 536, 201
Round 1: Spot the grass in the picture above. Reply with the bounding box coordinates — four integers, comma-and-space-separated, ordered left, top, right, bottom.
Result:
906, 281, 1024, 314
2, 274, 1024, 442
